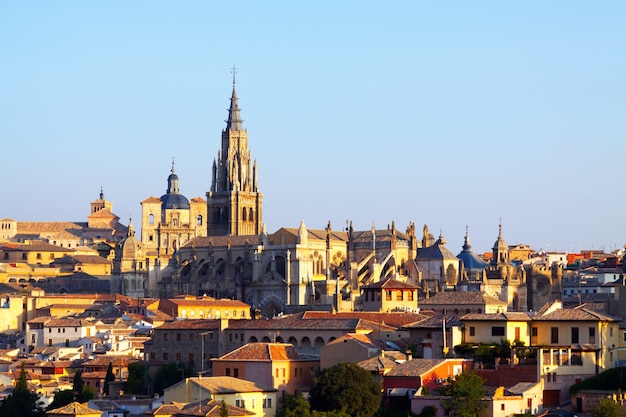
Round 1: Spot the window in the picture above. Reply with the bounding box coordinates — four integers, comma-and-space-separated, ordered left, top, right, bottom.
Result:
571, 350, 582, 365
571, 327, 579, 344
176, 353, 181, 361
263, 398, 272, 409
189, 353, 194, 366
176, 333, 181, 341
150, 352, 156, 360
164, 333, 168, 341
589, 327, 596, 344
469, 327, 475, 337
532, 327, 538, 337
189, 333, 194, 341
551, 327, 558, 344
492, 327, 505, 337
235, 399, 245, 408
226, 368, 231, 376
386, 290, 392, 301
234, 368, 239, 378
396, 291, 403, 301
163, 353, 169, 360
408, 291, 414, 301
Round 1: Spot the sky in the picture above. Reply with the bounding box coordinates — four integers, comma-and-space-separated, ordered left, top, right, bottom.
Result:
1, 1, 625, 255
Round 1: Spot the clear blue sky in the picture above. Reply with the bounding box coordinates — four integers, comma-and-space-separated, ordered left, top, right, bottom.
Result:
1, 1, 625, 255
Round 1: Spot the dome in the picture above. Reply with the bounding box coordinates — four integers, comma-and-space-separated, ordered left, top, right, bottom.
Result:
160, 193, 190, 210
160, 161, 190, 209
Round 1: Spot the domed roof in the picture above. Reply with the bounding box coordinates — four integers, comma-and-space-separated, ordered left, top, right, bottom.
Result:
160, 193, 190, 210
160, 161, 190, 210
457, 229, 489, 271
116, 220, 144, 260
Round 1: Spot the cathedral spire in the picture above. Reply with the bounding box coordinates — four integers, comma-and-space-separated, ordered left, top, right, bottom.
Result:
225, 65, 243, 131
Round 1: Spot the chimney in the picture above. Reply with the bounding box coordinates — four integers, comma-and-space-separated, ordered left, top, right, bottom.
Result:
406, 351, 412, 361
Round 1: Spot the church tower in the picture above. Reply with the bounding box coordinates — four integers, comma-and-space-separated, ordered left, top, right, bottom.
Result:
206, 72, 263, 236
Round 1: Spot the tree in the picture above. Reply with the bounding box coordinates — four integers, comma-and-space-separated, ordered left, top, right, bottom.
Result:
277, 394, 311, 417
104, 362, 115, 396
220, 400, 229, 417
47, 390, 74, 411
126, 362, 146, 394
0, 362, 45, 417
592, 398, 626, 417
440, 370, 487, 417
73, 369, 84, 399
152, 361, 195, 395
309, 362, 381, 417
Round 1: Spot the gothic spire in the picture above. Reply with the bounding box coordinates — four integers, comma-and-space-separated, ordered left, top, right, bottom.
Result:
225, 65, 243, 131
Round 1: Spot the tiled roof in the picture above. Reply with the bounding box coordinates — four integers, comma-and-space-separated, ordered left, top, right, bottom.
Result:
357, 355, 399, 372
154, 319, 220, 330
385, 358, 445, 377
301, 311, 429, 328
218, 343, 302, 361
225, 312, 361, 331
419, 291, 506, 306
534, 306, 618, 322
182, 235, 264, 249
1, 240, 74, 252
152, 403, 184, 416
46, 317, 95, 327
53, 255, 111, 265
177, 398, 254, 416
461, 312, 531, 321
47, 401, 101, 415
166, 298, 250, 308
362, 277, 419, 290
401, 314, 463, 329
190, 376, 272, 393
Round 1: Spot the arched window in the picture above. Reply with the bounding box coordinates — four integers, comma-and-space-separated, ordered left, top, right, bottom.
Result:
249, 208, 254, 222
242, 207, 247, 221
197, 215, 203, 226
149, 214, 155, 225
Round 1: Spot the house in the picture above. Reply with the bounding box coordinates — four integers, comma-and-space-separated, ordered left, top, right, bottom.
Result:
359, 277, 419, 313
222, 311, 378, 356
25, 316, 96, 350
212, 342, 319, 397
531, 301, 620, 407
419, 291, 508, 315
461, 312, 532, 347
154, 296, 251, 320
144, 319, 220, 373
320, 333, 387, 369
382, 358, 471, 397
82, 356, 139, 396
401, 315, 463, 359
163, 376, 276, 417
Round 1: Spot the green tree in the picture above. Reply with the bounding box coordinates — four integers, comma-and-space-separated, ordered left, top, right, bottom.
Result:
126, 362, 146, 394
47, 390, 74, 411
73, 370, 84, 399
309, 362, 381, 417
103, 362, 115, 396
592, 398, 626, 417
0, 362, 45, 417
440, 370, 487, 417
152, 361, 195, 395
277, 394, 311, 417
220, 400, 228, 417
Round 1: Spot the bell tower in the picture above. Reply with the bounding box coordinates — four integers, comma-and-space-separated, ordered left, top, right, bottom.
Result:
206, 68, 263, 236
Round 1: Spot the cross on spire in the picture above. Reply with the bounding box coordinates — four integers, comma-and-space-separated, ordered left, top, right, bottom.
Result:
231, 64, 238, 85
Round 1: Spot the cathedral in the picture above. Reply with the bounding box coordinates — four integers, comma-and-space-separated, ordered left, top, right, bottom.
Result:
111, 76, 559, 316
